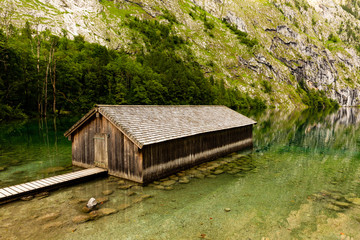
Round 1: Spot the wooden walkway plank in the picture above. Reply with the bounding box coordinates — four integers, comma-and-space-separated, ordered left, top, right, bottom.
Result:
13, 185, 29, 192
0, 167, 108, 204
19, 184, 34, 191
3, 187, 18, 195
22, 183, 38, 190
0, 189, 12, 197
28, 181, 46, 188
8, 186, 25, 194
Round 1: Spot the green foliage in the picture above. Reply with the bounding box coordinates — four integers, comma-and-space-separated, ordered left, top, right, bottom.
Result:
327, 33, 340, 43
189, 11, 196, 20
294, 0, 309, 11
222, 19, 258, 48
0, 104, 28, 121
260, 80, 272, 93
341, 3, 359, 19
213, 80, 266, 110
355, 44, 360, 53
162, 9, 178, 24
0, 19, 266, 119
296, 80, 339, 110
198, 11, 215, 30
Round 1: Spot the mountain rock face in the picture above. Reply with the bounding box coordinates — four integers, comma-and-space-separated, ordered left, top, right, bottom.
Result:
2, 0, 360, 108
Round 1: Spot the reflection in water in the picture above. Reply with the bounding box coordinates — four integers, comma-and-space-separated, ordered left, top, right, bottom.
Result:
0, 117, 79, 187
0, 108, 360, 239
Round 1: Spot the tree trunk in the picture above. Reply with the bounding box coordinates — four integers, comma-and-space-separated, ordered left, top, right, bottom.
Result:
36, 26, 41, 115
44, 44, 53, 117
52, 52, 57, 114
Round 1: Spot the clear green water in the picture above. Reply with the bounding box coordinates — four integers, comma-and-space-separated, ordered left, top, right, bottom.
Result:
0, 108, 360, 240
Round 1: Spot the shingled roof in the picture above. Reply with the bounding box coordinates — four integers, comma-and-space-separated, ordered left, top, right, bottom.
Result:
64, 105, 256, 148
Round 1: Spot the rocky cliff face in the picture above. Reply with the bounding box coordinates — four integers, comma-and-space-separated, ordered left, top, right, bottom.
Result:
1, 0, 360, 108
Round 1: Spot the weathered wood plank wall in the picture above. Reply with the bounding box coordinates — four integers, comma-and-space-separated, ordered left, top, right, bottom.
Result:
141, 126, 253, 182
71, 115, 142, 182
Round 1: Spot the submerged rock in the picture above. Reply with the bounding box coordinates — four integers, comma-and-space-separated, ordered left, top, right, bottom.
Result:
179, 177, 190, 184
169, 175, 179, 181
107, 176, 118, 182
347, 198, 360, 205
89, 210, 103, 220
37, 212, 60, 222
70, 198, 88, 204
213, 170, 224, 175
98, 208, 118, 216
161, 180, 176, 186
177, 172, 186, 177
154, 185, 165, 190
102, 190, 114, 196
96, 197, 109, 204
132, 194, 153, 204
131, 185, 142, 190
0, 166, 7, 171
207, 175, 217, 178
117, 184, 133, 190
118, 203, 131, 210
325, 203, 343, 212
35, 192, 49, 199
331, 200, 351, 208
127, 191, 137, 196
21, 195, 34, 201
82, 206, 91, 213
195, 173, 205, 179
72, 215, 91, 224
187, 169, 200, 176
141, 194, 152, 200
42, 221, 64, 230
224, 208, 231, 212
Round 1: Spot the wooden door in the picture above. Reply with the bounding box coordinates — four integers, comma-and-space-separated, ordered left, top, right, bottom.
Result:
94, 133, 108, 169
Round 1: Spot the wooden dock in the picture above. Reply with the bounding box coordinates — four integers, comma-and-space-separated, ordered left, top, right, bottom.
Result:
0, 168, 107, 204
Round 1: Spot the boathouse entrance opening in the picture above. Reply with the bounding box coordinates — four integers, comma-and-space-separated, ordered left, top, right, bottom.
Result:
94, 133, 108, 169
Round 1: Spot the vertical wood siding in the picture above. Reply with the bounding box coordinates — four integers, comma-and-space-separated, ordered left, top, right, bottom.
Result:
71, 115, 142, 182
142, 126, 253, 182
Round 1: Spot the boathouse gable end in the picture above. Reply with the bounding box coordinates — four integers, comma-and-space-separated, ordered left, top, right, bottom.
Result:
64, 105, 256, 183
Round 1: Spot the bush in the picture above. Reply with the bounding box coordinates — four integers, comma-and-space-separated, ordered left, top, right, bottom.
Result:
297, 81, 339, 110
261, 80, 272, 93
222, 19, 258, 48
0, 104, 28, 121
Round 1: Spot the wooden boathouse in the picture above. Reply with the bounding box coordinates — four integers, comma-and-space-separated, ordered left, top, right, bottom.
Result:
64, 105, 256, 183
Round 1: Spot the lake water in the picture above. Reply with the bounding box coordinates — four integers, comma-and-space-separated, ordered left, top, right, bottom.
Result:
0, 108, 360, 240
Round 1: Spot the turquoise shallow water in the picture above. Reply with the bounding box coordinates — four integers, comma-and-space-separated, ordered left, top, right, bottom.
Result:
0, 108, 360, 239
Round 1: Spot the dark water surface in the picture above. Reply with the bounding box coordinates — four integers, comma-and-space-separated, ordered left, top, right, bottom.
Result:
0, 108, 360, 240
